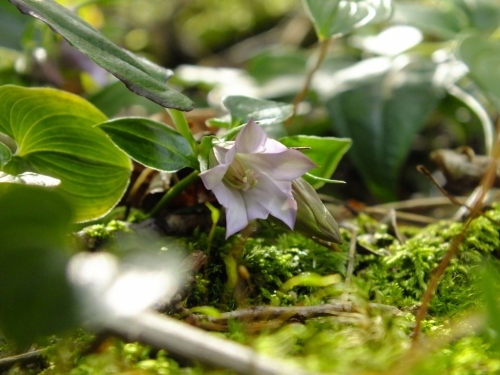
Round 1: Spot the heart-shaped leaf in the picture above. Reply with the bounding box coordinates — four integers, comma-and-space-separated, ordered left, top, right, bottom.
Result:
0, 85, 132, 221
303, 0, 393, 40
326, 58, 440, 201
0, 183, 77, 345
279, 135, 351, 189
457, 34, 500, 111
96, 117, 198, 172
8, 0, 193, 111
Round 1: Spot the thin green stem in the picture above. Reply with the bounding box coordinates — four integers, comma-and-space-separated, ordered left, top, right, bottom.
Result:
146, 170, 200, 218
167, 108, 198, 155
285, 37, 332, 128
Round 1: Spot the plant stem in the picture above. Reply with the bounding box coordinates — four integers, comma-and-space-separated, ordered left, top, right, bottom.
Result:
146, 170, 200, 218
167, 108, 198, 155
285, 37, 332, 128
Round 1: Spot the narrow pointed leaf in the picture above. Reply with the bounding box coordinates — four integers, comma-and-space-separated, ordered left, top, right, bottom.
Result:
8, 0, 193, 111
96, 117, 198, 172
0, 85, 131, 221
303, 0, 393, 40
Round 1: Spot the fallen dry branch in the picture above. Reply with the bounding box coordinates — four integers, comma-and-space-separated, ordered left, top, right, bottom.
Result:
0, 349, 46, 373
197, 302, 402, 325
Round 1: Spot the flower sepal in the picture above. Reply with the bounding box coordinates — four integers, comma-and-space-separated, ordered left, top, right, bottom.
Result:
290, 177, 342, 244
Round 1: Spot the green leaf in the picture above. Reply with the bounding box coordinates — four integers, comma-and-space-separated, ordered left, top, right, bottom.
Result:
303, 173, 345, 184
393, 2, 466, 40
0, 171, 60, 186
0, 85, 132, 222
198, 135, 216, 173
326, 59, 440, 201
0, 183, 77, 345
87, 81, 163, 118
303, 0, 393, 40
457, 34, 500, 111
96, 117, 198, 172
454, 0, 500, 31
279, 135, 351, 189
223, 96, 292, 138
0, 141, 11, 167
0, 1, 29, 50
8, 0, 193, 111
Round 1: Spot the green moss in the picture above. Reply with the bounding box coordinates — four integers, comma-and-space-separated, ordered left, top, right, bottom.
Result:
78, 221, 130, 251
242, 233, 346, 304
357, 205, 500, 316
412, 336, 500, 375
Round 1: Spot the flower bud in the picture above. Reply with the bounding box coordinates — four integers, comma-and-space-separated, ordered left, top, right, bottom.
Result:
291, 178, 342, 244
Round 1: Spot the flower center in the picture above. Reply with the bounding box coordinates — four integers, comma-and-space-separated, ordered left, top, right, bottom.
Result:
224, 156, 259, 191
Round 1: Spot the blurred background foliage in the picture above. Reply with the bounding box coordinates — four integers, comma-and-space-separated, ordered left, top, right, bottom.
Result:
1, 0, 500, 203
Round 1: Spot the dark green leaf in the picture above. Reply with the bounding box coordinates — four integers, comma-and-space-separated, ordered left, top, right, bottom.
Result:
279, 135, 351, 189
96, 117, 198, 172
0, 142, 11, 167
393, 2, 467, 40
457, 34, 500, 111
0, 184, 77, 345
87, 81, 163, 118
0, 1, 29, 50
303, 0, 393, 40
326, 58, 440, 201
223, 96, 292, 138
8, 0, 193, 111
0, 85, 132, 222
454, 0, 500, 31
198, 135, 216, 173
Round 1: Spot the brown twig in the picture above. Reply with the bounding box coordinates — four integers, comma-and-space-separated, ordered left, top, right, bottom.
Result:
412, 124, 500, 343
417, 165, 500, 227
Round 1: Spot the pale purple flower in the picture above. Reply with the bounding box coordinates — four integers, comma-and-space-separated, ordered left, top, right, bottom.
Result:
199, 120, 316, 238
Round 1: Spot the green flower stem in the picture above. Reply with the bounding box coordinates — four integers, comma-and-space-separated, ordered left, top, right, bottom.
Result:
146, 170, 200, 218
167, 108, 198, 155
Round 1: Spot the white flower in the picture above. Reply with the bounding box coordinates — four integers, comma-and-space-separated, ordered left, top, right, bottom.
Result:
199, 120, 316, 238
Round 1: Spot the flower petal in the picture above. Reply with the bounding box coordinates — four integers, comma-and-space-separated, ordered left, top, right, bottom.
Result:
243, 174, 297, 229
220, 187, 250, 238
235, 120, 281, 154
199, 164, 228, 190
260, 138, 288, 154
240, 149, 316, 181
213, 143, 231, 164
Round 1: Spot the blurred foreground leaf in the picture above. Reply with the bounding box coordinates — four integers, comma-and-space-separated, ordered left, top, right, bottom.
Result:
8, 0, 193, 111
0, 184, 77, 345
0, 85, 132, 221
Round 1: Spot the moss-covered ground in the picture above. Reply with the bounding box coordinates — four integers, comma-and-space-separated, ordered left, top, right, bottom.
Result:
3, 204, 500, 374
